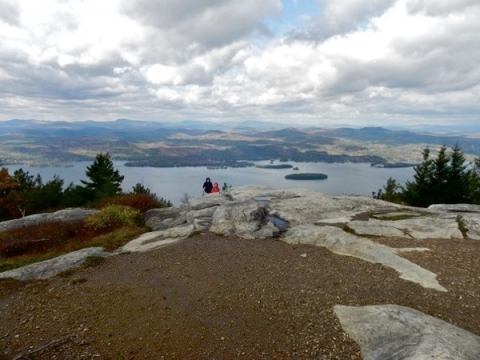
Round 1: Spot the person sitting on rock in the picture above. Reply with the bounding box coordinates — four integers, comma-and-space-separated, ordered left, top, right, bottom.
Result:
211, 182, 220, 193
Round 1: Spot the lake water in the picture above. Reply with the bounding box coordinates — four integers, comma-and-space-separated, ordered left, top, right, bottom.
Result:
5, 161, 415, 205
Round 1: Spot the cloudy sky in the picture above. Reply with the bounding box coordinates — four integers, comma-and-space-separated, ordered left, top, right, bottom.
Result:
1, 0, 479, 127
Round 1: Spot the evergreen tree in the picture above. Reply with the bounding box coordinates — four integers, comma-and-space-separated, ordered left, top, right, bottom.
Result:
446, 144, 470, 204
132, 183, 153, 195
61, 183, 95, 207
469, 157, 480, 204
81, 153, 124, 200
12, 169, 42, 217
0, 168, 20, 220
36, 176, 64, 210
373, 177, 402, 203
402, 147, 435, 207
399, 145, 475, 207
10, 170, 65, 216
431, 145, 450, 202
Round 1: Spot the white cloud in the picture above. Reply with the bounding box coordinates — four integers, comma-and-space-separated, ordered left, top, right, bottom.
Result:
0, 0, 479, 127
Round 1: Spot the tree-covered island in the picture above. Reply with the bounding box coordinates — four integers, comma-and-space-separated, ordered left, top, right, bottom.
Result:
285, 173, 328, 180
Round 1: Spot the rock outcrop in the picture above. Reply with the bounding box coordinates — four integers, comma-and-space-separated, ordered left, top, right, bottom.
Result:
3, 186, 480, 358
0, 247, 108, 280
335, 304, 480, 360
0, 208, 99, 233
3, 186, 480, 287
136, 186, 480, 292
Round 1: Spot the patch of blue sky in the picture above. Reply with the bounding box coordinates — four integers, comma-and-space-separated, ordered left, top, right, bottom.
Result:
264, 0, 321, 37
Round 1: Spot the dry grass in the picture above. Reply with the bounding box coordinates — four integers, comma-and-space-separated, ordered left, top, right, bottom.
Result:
0, 220, 147, 272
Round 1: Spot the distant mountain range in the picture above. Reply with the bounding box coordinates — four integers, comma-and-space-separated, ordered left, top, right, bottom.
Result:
1, 119, 479, 167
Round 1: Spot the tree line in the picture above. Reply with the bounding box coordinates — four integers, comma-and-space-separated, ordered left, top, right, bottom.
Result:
374, 144, 480, 207
0, 153, 171, 221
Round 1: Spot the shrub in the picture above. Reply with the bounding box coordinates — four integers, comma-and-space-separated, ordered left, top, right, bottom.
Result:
0, 210, 149, 271
0, 221, 107, 271
98, 193, 170, 213
0, 221, 88, 259
180, 192, 192, 205
222, 182, 232, 191
84, 205, 144, 231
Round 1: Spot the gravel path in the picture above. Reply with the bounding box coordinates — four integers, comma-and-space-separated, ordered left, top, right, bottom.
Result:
1, 234, 479, 359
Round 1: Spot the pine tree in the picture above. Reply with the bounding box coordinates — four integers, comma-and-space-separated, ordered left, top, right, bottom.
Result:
402, 147, 435, 207
469, 157, 480, 204
81, 153, 124, 199
446, 144, 470, 204
431, 145, 450, 202
373, 177, 402, 203
401, 145, 474, 207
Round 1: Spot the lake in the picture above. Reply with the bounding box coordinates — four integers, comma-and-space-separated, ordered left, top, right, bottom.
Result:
5, 161, 415, 205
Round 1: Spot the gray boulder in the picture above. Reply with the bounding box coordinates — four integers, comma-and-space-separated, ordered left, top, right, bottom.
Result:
428, 204, 480, 240
0, 208, 99, 233
283, 224, 446, 291
0, 247, 108, 280
145, 207, 186, 230
335, 304, 480, 360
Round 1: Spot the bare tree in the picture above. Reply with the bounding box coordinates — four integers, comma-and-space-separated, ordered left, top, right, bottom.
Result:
180, 192, 192, 205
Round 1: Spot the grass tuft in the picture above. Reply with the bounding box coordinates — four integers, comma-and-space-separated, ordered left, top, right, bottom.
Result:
342, 225, 357, 235
188, 230, 204, 238
70, 277, 87, 285
82, 255, 106, 268
456, 215, 468, 238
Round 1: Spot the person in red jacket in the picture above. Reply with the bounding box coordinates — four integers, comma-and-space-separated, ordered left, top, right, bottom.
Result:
211, 182, 220, 193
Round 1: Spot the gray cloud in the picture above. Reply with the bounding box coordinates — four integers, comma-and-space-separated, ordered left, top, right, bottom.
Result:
0, 48, 134, 101
406, 0, 479, 16
120, 0, 281, 52
0, 0, 20, 26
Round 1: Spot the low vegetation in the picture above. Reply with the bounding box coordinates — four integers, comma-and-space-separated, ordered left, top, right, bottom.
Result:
0, 152, 172, 222
456, 215, 468, 238
84, 205, 144, 231
0, 209, 149, 272
0, 153, 170, 271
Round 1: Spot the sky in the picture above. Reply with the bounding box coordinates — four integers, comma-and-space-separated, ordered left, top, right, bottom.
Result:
0, 0, 479, 127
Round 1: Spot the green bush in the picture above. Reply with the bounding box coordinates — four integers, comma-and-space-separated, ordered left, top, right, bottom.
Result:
84, 205, 144, 231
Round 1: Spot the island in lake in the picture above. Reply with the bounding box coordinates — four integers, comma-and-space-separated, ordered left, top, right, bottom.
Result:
285, 173, 328, 180
255, 164, 293, 169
